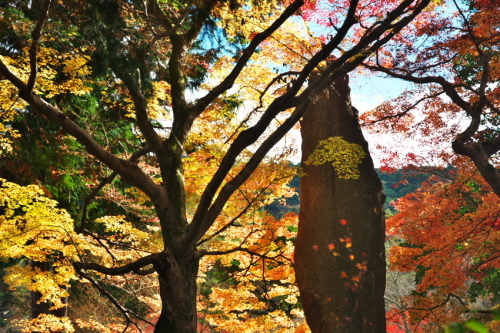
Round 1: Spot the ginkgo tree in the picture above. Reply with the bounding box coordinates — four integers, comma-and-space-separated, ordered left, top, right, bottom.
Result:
0, 0, 434, 332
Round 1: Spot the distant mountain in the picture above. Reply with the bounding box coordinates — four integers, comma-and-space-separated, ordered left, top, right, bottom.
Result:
266, 168, 446, 218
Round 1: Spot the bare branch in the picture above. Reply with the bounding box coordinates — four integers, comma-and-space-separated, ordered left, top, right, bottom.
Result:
81, 229, 154, 257
404, 293, 467, 312
74, 267, 155, 330
197, 184, 274, 246
362, 91, 445, 127
199, 246, 291, 265
362, 65, 473, 113
78, 146, 152, 233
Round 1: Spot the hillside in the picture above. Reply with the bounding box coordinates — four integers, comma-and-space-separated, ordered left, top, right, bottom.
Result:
266, 168, 439, 217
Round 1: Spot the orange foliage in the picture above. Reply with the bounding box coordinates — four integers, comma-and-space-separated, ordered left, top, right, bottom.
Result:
387, 160, 500, 330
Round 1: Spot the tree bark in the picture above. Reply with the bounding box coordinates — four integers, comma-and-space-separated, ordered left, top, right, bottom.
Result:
295, 74, 386, 332
153, 250, 199, 333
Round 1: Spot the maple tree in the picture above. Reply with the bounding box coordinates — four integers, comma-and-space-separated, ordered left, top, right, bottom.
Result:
361, 0, 500, 196
0, 0, 436, 332
355, 0, 500, 330
385, 159, 500, 332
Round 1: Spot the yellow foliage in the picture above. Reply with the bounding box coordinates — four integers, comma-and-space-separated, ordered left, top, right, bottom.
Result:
198, 212, 307, 332
0, 77, 23, 156
94, 215, 150, 246
74, 317, 125, 333
0, 46, 92, 98
0, 179, 82, 307
212, 0, 280, 41
14, 313, 75, 333
204, 4, 321, 127
304, 136, 367, 179
0, 45, 94, 156
294, 322, 312, 333
0, 179, 80, 261
0, 179, 157, 331
5, 265, 72, 310
119, 80, 172, 121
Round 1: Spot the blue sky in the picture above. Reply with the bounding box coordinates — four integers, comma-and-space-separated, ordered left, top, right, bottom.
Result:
350, 74, 411, 113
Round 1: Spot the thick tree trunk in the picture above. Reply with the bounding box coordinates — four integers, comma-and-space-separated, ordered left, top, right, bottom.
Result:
295, 74, 386, 332
153, 250, 199, 333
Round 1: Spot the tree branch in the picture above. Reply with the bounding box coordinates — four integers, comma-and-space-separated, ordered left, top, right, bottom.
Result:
78, 145, 151, 233
111, 66, 164, 151
405, 293, 467, 312
190, 0, 305, 119
197, 183, 274, 246
73, 253, 157, 276
74, 266, 155, 331
364, 64, 473, 113
0, 59, 161, 199
200, 246, 274, 260
184, 0, 361, 249
296, 0, 432, 107
183, 0, 432, 249
145, 0, 191, 45
167, 1, 219, 146
183, 100, 310, 249
25, 0, 52, 95
362, 91, 445, 127
365, 48, 500, 196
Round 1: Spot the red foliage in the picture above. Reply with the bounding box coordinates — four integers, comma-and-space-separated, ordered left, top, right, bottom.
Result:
387, 160, 500, 329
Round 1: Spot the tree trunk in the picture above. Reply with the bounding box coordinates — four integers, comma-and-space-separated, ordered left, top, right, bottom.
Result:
295, 74, 386, 332
153, 250, 199, 333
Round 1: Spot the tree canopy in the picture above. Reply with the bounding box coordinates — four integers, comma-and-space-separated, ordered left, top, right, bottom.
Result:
0, 0, 499, 332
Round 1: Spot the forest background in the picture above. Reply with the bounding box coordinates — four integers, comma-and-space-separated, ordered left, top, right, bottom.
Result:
0, 0, 499, 332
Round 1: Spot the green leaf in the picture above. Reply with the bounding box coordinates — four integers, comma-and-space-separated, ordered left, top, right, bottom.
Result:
493, 309, 500, 320
465, 320, 489, 333
445, 323, 466, 333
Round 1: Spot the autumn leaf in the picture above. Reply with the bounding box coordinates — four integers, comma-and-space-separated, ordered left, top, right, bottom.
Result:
305, 137, 367, 179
